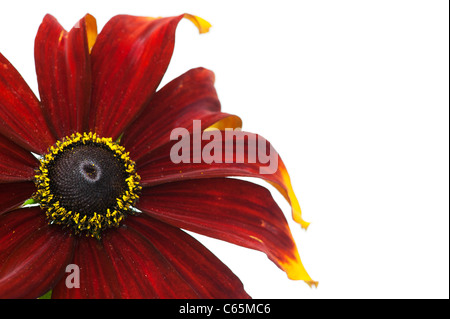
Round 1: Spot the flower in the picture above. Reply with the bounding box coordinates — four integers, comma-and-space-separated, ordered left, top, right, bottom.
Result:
0, 13, 316, 299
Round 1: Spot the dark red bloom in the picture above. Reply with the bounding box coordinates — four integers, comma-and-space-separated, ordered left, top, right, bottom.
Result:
0, 13, 316, 299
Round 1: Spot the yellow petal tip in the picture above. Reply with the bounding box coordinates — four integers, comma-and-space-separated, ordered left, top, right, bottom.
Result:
306, 280, 319, 288
183, 14, 212, 34
294, 212, 310, 230
276, 164, 311, 230
280, 249, 317, 287
205, 115, 243, 131
84, 14, 98, 53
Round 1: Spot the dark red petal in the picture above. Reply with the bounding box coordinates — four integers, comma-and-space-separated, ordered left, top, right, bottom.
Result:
101, 225, 200, 298
0, 207, 45, 260
89, 14, 200, 139
0, 207, 75, 299
0, 53, 55, 154
137, 130, 309, 230
34, 14, 97, 139
122, 67, 241, 160
52, 236, 121, 299
0, 182, 35, 216
137, 178, 314, 285
0, 134, 39, 183
126, 215, 250, 298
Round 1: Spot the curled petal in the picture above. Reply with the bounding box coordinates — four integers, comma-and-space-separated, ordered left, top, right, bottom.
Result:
183, 14, 212, 34
205, 114, 242, 131
0, 207, 75, 299
0, 53, 55, 154
122, 67, 241, 160
137, 131, 309, 230
34, 14, 97, 138
126, 215, 250, 298
89, 14, 210, 140
137, 178, 315, 285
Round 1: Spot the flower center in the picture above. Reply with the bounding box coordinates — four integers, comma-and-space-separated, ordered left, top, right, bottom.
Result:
34, 132, 141, 239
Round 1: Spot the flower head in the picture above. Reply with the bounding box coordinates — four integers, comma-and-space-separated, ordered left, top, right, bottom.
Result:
0, 13, 316, 298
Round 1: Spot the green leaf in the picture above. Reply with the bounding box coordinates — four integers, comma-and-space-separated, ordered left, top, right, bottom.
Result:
38, 290, 52, 299
23, 198, 38, 206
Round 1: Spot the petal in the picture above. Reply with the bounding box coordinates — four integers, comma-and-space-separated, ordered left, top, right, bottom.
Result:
122, 67, 241, 160
0, 182, 35, 216
137, 130, 309, 230
137, 178, 315, 286
126, 215, 250, 298
100, 225, 200, 298
89, 14, 209, 140
0, 207, 75, 299
0, 207, 46, 259
34, 14, 97, 139
0, 134, 39, 183
52, 236, 121, 299
54, 217, 248, 299
0, 53, 55, 154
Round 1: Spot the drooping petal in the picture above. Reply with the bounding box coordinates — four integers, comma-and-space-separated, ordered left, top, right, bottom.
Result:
137, 130, 309, 230
34, 14, 97, 139
137, 178, 315, 286
122, 67, 241, 160
89, 14, 210, 140
52, 236, 122, 299
99, 225, 200, 298
0, 53, 55, 154
0, 207, 75, 299
0, 182, 35, 215
0, 134, 39, 183
126, 215, 250, 298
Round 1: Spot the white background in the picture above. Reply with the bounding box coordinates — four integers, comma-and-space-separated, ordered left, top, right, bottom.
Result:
1, 1, 448, 299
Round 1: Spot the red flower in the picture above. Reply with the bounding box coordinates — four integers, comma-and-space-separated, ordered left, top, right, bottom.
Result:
0, 13, 316, 298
